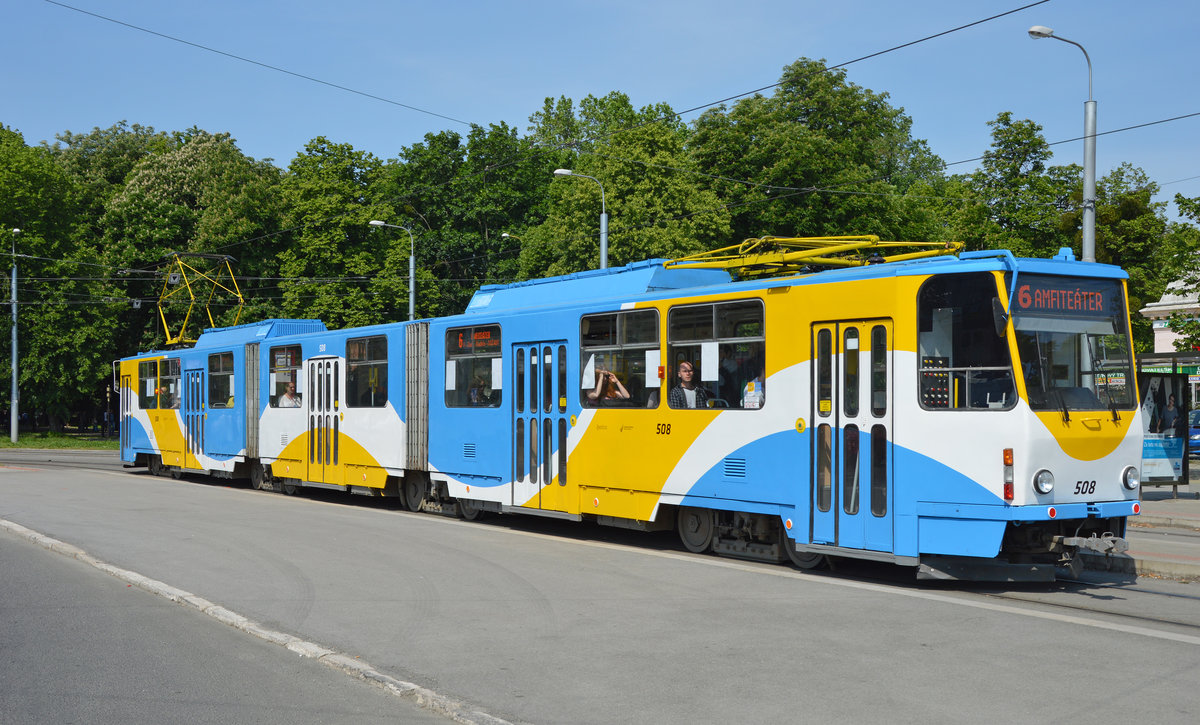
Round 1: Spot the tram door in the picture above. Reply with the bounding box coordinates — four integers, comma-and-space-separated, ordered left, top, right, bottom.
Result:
182, 368, 205, 470
306, 357, 342, 485
512, 342, 569, 512
120, 374, 132, 448
811, 321, 894, 552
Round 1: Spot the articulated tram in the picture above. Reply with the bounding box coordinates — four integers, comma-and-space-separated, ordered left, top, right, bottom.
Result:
117, 241, 1142, 580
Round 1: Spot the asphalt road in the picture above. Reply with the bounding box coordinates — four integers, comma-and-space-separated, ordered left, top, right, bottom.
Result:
0, 527, 448, 725
3, 452, 1200, 723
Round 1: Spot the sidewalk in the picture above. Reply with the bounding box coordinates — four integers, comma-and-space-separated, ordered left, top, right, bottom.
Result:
1081, 483, 1200, 581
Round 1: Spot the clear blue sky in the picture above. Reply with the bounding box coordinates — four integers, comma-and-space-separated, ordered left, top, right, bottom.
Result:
4, 0, 1198, 220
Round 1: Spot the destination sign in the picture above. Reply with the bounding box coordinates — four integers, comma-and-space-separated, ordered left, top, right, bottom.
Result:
448, 324, 502, 355
1013, 275, 1119, 317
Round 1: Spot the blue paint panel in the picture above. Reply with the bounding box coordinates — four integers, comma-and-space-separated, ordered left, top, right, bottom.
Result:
677, 429, 809, 513
919, 517, 1006, 557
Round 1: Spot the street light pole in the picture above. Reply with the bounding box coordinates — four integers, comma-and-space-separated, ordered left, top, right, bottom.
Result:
368, 220, 416, 321
1029, 25, 1097, 263
553, 169, 608, 270
10, 228, 19, 443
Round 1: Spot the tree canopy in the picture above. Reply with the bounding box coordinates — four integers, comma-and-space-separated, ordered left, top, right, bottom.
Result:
1, 55, 1196, 427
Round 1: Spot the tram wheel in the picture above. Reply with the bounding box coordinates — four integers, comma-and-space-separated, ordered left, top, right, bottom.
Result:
677, 507, 714, 553
147, 455, 165, 477
402, 476, 425, 513
779, 527, 828, 570
281, 479, 297, 496
249, 463, 266, 491
457, 498, 484, 521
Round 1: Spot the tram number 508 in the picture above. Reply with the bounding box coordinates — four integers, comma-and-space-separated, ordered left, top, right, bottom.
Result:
656, 423, 671, 435
1074, 480, 1097, 495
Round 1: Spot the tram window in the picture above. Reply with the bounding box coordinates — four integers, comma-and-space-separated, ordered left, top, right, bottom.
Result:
269, 345, 302, 407
558, 418, 567, 486
347, 336, 388, 408
445, 325, 502, 408
1011, 275, 1136, 412
515, 418, 525, 479
918, 273, 1015, 411
870, 424, 888, 516
667, 300, 765, 410
158, 358, 180, 409
871, 326, 887, 417
543, 346, 552, 413
516, 348, 525, 414
843, 425, 860, 515
529, 418, 538, 484
817, 329, 832, 417
529, 347, 538, 412
843, 329, 859, 417
816, 423, 832, 512
557, 345, 567, 413
208, 352, 234, 408
581, 310, 659, 408
137, 360, 158, 409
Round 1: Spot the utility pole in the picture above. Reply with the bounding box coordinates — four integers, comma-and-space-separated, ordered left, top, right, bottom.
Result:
10, 228, 19, 443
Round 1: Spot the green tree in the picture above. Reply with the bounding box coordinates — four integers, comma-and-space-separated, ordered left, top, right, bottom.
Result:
278, 137, 395, 328
520, 92, 731, 277
100, 130, 285, 345
688, 58, 941, 242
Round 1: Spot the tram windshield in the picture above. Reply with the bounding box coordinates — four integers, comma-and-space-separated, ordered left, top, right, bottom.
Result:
1011, 274, 1136, 411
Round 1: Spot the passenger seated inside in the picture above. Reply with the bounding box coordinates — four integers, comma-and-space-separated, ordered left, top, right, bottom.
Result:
587, 368, 630, 406
669, 361, 710, 409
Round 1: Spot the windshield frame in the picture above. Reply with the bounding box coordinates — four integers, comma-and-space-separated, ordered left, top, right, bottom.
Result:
1010, 274, 1136, 412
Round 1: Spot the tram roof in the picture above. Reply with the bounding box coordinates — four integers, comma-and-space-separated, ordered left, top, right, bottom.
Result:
464, 248, 1127, 315
464, 259, 732, 314
192, 319, 327, 348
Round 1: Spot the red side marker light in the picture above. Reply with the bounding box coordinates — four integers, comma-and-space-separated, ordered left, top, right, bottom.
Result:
1132, 503, 1141, 515
1003, 482, 1014, 501
1047, 507, 1057, 519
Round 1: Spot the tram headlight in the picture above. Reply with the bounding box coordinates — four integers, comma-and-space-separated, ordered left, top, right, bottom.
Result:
1032, 469, 1055, 495
1122, 466, 1141, 491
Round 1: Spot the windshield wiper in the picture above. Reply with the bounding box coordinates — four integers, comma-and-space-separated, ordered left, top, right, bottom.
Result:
1108, 397, 1120, 423
1057, 389, 1071, 423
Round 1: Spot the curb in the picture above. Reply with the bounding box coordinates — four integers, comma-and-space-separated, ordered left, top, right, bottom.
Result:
0, 518, 513, 725
1132, 514, 1200, 532
1080, 551, 1200, 582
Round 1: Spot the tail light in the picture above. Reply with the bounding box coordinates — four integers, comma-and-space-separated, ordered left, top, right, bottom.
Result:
1003, 448, 1014, 501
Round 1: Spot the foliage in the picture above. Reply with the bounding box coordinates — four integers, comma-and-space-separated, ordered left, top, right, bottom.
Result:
0, 56, 1197, 426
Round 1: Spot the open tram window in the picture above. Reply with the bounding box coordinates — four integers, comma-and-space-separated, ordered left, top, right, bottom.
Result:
158, 358, 180, 409
137, 360, 158, 409
667, 300, 764, 410
580, 309, 659, 408
917, 273, 1015, 410
269, 345, 302, 408
347, 335, 388, 408
208, 352, 234, 408
1010, 275, 1136, 412
445, 325, 501, 408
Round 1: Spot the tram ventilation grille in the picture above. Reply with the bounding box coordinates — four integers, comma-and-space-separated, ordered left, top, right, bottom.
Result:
463, 443, 477, 459
723, 458, 747, 479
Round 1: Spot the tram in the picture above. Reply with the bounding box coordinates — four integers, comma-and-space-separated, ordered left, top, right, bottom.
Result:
117, 238, 1142, 580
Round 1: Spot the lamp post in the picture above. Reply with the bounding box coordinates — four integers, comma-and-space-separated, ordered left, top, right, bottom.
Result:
9, 228, 19, 443
553, 169, 608, 270
1028, 25, 1097, 263
368, 220, 416, 321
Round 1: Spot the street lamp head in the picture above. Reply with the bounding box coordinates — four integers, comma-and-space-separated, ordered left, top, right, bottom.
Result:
553, 169, 574, 177
1028, 25, 1054, 39
10, 229, 19, 235
368, 220, 386, 227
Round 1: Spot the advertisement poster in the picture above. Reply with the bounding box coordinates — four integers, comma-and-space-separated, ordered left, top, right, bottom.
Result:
1139, 374, 1187, 481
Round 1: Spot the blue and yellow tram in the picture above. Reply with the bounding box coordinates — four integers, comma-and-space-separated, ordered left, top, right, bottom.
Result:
117, 242, 1142, 580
